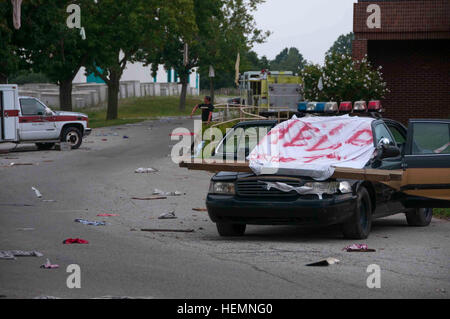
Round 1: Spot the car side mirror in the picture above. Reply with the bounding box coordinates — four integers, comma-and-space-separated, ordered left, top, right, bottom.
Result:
379, 144, 401, 159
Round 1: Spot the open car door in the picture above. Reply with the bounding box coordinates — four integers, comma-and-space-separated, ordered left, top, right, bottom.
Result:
401, 119, 450, 208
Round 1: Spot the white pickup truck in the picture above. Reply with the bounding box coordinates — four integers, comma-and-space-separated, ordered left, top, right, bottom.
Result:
0, 84, 91, 150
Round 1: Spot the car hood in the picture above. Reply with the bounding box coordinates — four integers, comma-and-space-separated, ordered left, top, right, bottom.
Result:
54, 111, 88, 118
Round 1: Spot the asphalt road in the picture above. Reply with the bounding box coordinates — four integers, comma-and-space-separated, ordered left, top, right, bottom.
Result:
0, 117, 449, 299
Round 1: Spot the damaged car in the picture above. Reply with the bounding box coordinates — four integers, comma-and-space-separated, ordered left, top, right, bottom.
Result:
205, 102, 450, 239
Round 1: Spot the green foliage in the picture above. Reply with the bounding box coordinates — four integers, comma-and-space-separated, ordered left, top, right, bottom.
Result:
327, 32, 354, 56
0, 1, 19, 82
301, 52, 389, 102
9, 71, 50, 85
270, 47, 306, 74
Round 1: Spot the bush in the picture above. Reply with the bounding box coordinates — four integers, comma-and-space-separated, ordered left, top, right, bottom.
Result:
301, 53, 389, 102
9, 71, 50, 85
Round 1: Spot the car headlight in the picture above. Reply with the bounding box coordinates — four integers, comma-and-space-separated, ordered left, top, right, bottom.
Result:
303, 181, 352, 194
209, 182, 235, 195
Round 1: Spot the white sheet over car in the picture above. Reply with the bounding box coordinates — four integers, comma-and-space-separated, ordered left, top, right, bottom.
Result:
249, 115, 376, 180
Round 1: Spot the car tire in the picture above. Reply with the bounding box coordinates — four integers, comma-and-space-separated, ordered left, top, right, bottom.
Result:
405, 208, 432, 227
35, 143, 55, 150
216, 223, 246, 237
61, 126, 82, 149
342, 187, 372, 239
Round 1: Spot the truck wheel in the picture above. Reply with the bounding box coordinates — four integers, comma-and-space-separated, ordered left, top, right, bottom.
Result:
342, 187, 372, 239
216, 223, 246, 237
35, 143, 55, 150
61, 127, 82, 149
406, 208, 432, 227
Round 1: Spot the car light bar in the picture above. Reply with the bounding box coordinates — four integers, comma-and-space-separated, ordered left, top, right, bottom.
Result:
325, 102, 338, 113
298, 102, 308, 112
339, 102, 353, 113
315, 102, 326, 112
306, 102, 318, 112
353, 101, 367, 112
368, 100, 383, 112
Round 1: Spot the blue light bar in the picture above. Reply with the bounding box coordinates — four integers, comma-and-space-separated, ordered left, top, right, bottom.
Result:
315, 102, 326, 112
298, 102, 308, 112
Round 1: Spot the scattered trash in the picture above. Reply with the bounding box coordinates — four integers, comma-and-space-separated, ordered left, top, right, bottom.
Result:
75, 219, 106, 226
60, 142, 71, 151
132, 196, 167, 201
135, 168, 158, 174
192, 208, 208, 212
16, 228, 35, 231
40, 258, 59, 269
141, 228, 194, 233
306, 258, 340, 267
42, 199, 56, 203
153, 189, 183, 196
31, 187, 42, 198
42, 160, 54, 163
34, 296, 61, 299
10, 162, 33, 166
158, 211, 177, 219
0, 250, 43, 260
101, 139, 108, 142
123, 136, 129, 139
343, 244, 376, 252
436, 288, 446, 294
97, 214, 119, 217
63, 238, 89, 244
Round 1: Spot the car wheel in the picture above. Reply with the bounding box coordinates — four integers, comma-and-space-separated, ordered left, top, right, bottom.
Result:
342, 187, 372, 239
216, 223, 246, 237
405, 208, 432, 227
61, 127, 82, 149
35, 143, 55, 150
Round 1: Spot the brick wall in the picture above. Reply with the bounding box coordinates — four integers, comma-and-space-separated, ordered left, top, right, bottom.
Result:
353, 0, 449, 124
368, 39, 450, 124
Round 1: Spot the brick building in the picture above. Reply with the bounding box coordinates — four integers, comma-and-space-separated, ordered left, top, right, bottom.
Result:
353, 0, 449, 124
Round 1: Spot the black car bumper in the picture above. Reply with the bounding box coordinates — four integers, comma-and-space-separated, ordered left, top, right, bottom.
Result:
206, 194, 357, 226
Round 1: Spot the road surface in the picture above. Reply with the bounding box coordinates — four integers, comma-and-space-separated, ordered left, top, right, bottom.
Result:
0, 118, 448, 299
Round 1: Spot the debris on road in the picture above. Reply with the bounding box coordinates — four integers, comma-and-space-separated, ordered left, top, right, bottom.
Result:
40, 258, 59, 269
192, 208, 208, 212
63, 238, 89, 244
135, 168, 158, 174
31, 187, 42, 198
153, 189, 184, 196
306, 258, 340, 267
132, 196, 167, 201
140, 228, 194, 233
97, 214, 119, 217
16, 228, 35, 231
10, 162, 33, 166
74, 219, 106, 226
0, 250, 44, 260
42, 199, 56, 202
158, 211, 177, 219
343, 244, 376, 252
60, 142, 71, 151
123, 136, 129, 139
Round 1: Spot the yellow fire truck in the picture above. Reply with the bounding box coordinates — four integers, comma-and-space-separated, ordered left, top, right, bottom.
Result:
239, 70, 303, 112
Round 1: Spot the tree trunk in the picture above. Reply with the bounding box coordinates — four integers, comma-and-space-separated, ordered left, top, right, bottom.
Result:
59, 79, 73, 111
0, 73, 8, 84
209, 77, 215, 104
179, 75, 188, 111
106, 71, 120, 120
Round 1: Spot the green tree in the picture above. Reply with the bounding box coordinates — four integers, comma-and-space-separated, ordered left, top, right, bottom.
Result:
84, 0, 194, 120
270, 47, 306, 74
0, 1, 19, 83
327, 32, 354, 56
12, 0, 95, 110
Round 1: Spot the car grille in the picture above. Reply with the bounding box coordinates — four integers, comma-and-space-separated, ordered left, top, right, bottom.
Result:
236, 179, 302, 198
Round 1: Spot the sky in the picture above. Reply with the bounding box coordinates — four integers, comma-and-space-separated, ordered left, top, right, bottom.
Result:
252, 0, 357, 65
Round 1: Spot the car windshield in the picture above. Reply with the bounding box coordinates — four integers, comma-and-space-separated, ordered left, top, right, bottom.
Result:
216, 125, 273, 156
